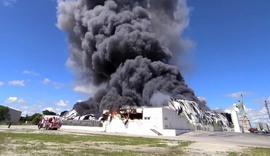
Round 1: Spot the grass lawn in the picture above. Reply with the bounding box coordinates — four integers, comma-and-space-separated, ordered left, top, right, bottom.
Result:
0, 129, 193, 156
228, 147, 270, 156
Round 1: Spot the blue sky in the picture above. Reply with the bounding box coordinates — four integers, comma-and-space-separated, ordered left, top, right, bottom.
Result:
0, 0, 269, 122
184, 0, 270, 110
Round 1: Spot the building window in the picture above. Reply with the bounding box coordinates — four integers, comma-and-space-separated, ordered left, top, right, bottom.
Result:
144, 117, 151, 120
164, 117, 168, 120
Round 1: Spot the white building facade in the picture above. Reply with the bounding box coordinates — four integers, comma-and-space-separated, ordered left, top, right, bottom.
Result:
1, 106, 22, 124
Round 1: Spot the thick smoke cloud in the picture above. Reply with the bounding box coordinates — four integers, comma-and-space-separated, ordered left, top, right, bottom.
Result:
56, 0, 208, 115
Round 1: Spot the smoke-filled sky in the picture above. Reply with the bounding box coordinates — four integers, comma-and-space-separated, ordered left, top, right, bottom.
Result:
0, 0, 269, 121
55, 0, 212, 115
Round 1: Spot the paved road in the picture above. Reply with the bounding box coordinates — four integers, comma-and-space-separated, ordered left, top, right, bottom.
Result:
2, 125, 270, 148
177, 131, 270, 148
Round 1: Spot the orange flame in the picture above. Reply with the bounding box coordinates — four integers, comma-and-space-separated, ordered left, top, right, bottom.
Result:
111, 108, 118, 116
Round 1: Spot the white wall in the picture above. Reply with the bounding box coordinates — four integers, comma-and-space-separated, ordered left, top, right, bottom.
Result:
106, 117, 159, 135
62, 125, 104, 132
127, 120, 157, 136
61, 107, 195, 136
231, 110, 241, 133
162, 108, 189, 130
106, 117, 127, 133
143, 107, 163, 130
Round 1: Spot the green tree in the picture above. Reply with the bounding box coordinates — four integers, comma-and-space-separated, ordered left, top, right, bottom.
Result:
32, 114, 42, 125
19, 116, 26, 124
60, 110, 68, 116
29, 113, 42, 121
25, 114, 29, 121
0, 106, 9, 122
42, 110, 56, 115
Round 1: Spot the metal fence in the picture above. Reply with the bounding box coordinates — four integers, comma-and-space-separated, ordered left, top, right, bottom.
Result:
61, 120, 103, 127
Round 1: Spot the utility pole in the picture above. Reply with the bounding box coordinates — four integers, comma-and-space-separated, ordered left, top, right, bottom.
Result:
265, 101, 270, 120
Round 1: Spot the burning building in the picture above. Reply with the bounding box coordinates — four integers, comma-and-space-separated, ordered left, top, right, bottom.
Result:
56, 0, 233, 136
61, 98, 233, 136
57, 0, 209, 115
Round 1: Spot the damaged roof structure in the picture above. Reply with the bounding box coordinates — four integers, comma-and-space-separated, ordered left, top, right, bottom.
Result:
60, 98, 233, 136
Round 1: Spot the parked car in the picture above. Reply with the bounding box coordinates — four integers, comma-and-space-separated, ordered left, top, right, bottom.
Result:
248, 127, 258, 133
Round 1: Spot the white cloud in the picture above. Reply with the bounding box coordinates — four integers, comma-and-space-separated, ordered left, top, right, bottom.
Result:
23, 70, 39, 76
198, 97, 207, 102
32, 104, 42, 108
73, 83, 106, 94
38, 100, 70, 107
17, 103, 63, 116
252, 97, 270, 103
22, 71, 30, 74
19, 105, 28, 110
55, 108, 63, 112
42, 78, 51, 84
41, 79, 65, 89
20, 104, 44, 116
54, 100, 69, 107
53, 82, 65, 89
0, 81, 4, 86
21, 110, 34, 117
8, 80, 25, 86
2, 97, 26, 104
1, 0, 16, 6
42, 107, 63, 114
77, 99, 83, 102
43, 107, 55, 112
225, 104, 270, 125
37, 101, 46, 105
222, 91, 256, 98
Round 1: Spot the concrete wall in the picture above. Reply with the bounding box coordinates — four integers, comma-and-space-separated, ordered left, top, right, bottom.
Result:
231, 110, 241, 133
143, 107, 163, 130
105, 117, 159, 136
162, 108, 189, 130
62, 125, 105, 132
106, 117, 127, 133
62, 107, 196, 136
126, 120, 157, 136
127, 107, 193, 135
6, 107, 22, 124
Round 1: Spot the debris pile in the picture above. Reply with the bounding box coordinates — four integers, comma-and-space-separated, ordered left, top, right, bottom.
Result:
167, 98, 233, 131
61, 98, 233, 131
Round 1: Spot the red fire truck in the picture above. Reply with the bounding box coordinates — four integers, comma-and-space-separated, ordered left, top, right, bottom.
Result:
38, 116, 62, 130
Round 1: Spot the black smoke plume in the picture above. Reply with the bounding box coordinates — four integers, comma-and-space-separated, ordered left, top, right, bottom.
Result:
56, 0, 208, 116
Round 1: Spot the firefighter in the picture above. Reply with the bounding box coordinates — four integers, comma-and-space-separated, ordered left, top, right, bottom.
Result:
8, 122, 12, 128
48, 117, 53, 123
41, 117, 45, 124
38, 117, 45, 129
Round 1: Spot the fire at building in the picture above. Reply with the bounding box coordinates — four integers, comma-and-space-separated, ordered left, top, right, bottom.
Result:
56, 0, 235, 136
60, 98, 234, 136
